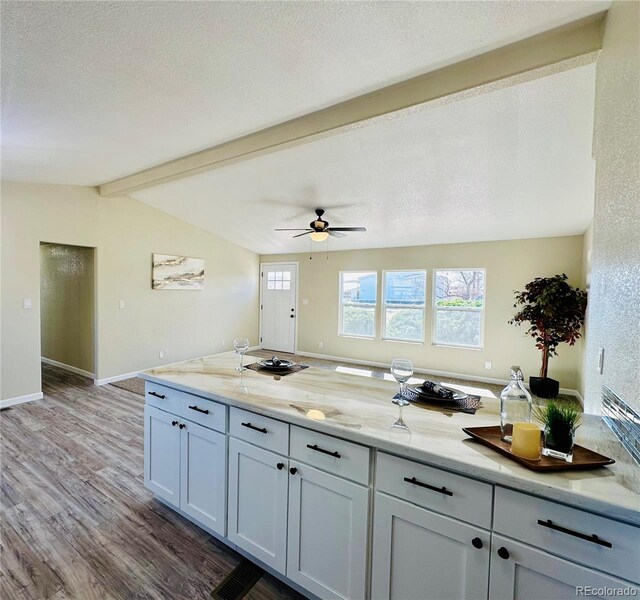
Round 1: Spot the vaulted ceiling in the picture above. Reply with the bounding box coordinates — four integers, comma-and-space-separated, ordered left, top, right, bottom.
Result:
1, 1, 605, 253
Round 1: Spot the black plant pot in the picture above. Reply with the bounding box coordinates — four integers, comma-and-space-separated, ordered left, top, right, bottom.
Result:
529, 376, 560, 399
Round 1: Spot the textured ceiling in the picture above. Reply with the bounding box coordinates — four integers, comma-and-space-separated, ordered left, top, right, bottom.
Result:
133, 64, 597, 255
1, 0, 608, 185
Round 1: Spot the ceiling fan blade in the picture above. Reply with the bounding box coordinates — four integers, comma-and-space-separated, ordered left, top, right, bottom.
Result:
275, 228, 313, 231
328, 230, 346, 238
327, 227, 366, 232
292, 231, 313, 238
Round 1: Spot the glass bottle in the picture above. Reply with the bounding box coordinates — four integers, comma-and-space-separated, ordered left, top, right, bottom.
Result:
500, 366, 533, 443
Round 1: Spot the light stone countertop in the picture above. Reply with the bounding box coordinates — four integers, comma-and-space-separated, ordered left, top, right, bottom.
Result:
140, 352, 640, 526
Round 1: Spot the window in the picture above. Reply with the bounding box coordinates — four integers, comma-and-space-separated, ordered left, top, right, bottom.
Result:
266, 270, 291, 290
339, 271, 377, 338
383, 271, 426, 342
433, 269, 485, 348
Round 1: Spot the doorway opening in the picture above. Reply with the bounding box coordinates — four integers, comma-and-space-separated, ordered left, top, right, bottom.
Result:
259, 262, 298, 354
40, 242, 96, 379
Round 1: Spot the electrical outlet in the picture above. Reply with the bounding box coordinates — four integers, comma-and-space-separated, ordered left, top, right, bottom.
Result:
23, 298, 32, 309
119, 300, 125, 309
319, 341, 324, 350
159, 350, 165, 359
485, 361, 492, 370
303, 298, 309, 306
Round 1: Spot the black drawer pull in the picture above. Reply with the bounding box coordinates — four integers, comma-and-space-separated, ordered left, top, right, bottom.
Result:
179, 423, 186, 430
188, 405, 209, 415
497, 547, 510, 560
148, 391, 166, 399
404, 476, 453, 497
171, 420, 178, 427
472, 537, 483, 549
277, 463, 285, 470
242, 422, 268, 434
537, 519, 612, 548
306, 444, 341, 458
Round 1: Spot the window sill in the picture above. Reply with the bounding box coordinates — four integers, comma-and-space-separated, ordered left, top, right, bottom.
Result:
339, 334, 375, 341
382, 338, 425, 345
432, 343, 483, 351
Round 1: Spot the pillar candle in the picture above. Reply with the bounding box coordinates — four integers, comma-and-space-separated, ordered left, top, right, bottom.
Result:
511, 422, 541, 460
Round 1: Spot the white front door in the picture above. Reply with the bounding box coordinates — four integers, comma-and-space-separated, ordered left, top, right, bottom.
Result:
260, 263, 297, 353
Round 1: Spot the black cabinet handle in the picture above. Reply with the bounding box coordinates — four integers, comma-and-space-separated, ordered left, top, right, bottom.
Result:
290, 314, 295, 318
188, 405, 209, 415
148, 391, 166, 399
537, 519, 612, 548
277, 463, 285, 470
472, 537, 483, 549
290, 467, 298, 475
171, 420, 178, 427
497, 547, 510, 560
179, 423, 186, 429
241, 422, 268, 434
403, 476, 453, 497
306, 444, 341, 458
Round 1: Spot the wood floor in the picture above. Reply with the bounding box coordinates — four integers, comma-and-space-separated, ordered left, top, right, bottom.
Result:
0, 364, 304, 600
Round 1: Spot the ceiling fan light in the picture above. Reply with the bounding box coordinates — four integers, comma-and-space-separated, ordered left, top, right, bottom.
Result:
310, 231, 329, 242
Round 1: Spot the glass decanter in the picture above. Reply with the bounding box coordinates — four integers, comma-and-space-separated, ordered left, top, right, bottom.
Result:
500, 366, 533, 443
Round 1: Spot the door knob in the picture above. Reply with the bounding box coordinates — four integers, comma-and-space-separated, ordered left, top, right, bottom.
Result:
497, 547, 510, 560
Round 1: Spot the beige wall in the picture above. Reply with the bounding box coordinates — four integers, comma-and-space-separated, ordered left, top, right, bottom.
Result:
263, 235, 585, 391
40, 243, 95, 374
584, 1, 640, 413
1, 181, 260, 401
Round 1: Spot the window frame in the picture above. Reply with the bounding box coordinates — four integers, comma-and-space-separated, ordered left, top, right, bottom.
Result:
381, 269, 427, 344
338, 270, 378, 339
432, 268, 486, 350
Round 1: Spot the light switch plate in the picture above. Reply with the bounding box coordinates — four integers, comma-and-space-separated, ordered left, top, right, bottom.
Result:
23, 298, 32, 309
119, 300, 125, 309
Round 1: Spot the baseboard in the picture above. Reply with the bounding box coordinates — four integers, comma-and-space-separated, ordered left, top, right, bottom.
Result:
94, 370, 142, 386
41, 357, 95, 379
295, 350, 583, 399
0, 392, 43, 410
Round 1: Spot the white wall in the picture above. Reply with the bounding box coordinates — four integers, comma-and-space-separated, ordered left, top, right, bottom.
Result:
263, 234, 585, 392
1, 181, 260, 400
584, 1, 640, 413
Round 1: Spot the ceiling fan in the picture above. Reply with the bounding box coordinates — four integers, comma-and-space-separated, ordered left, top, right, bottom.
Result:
275, 208, 366, 242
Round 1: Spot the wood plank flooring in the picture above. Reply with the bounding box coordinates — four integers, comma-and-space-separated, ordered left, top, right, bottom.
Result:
0, 364, 304, 600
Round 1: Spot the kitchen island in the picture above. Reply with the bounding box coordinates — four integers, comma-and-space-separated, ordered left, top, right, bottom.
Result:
140, 352, 639, 600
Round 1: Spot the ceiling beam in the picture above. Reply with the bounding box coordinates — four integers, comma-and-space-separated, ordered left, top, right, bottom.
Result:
99, 12, 606, 197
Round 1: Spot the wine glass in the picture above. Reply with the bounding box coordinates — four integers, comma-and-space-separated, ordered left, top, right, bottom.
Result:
390, 358, 413, 432
234, 337, 250, 371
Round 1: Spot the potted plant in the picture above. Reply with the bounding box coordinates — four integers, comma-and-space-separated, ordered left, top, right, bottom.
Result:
509, 274, 587, 398
534, 401, 582, 462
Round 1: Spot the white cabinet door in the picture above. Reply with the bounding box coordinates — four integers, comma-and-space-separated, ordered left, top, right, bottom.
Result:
144, 405, 181, 507
180, 419, 227, 536
489, 535, 640, 600
371, 492, 490, 600
287, 462, 369, 600
227, 437, 288, 573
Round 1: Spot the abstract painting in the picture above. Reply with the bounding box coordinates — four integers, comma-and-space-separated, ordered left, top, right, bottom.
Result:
152, 253, 204, 290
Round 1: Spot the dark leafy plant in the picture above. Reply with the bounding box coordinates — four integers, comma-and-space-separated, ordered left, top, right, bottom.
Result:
509, 274, 587, 379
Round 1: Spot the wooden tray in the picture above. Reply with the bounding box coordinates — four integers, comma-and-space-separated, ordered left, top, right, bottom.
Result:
462, 426, 615, 471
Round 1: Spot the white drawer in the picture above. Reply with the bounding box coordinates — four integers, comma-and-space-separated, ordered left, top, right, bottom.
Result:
375, 451, 493, 529
494, 487, 640, 583
290, 425, 370, 485
145, 381, 182, 415
229, 407, 289, 455
179, 396, 226, 433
